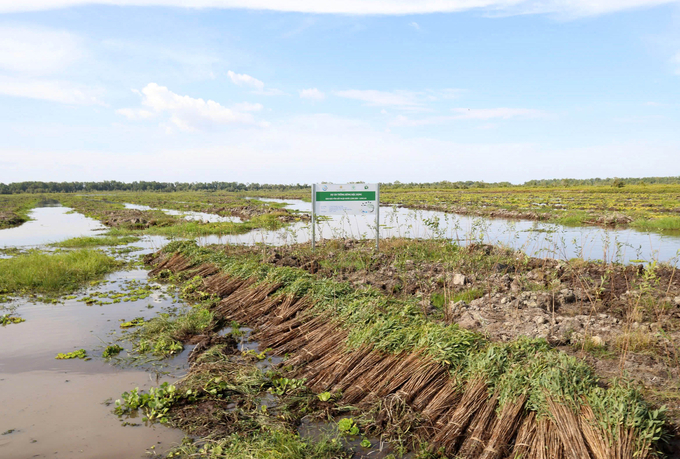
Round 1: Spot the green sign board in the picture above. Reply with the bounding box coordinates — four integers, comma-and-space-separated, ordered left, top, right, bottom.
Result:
315, 191, 376, 202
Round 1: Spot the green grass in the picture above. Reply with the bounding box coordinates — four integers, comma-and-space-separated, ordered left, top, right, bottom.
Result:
52, 235, 140, 248
141, 213, 289, 237
0, 249, 119, 295
167, 430, 347, 459
631, 216, 680, 231
125, 307, 214, 357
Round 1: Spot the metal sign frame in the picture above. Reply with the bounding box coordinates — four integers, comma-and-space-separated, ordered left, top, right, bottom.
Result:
311, 183, 380, 251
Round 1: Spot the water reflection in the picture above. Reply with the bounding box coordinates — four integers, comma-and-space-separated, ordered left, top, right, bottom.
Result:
203, 198, 680, 265
0, 204, 105, 248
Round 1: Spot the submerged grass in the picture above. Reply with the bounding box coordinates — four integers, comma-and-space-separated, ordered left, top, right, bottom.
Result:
632, 216, 680, 232
0, 249, 119, 295
123, 305, 214, 357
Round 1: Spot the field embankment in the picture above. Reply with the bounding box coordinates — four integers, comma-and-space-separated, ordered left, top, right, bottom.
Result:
55, 193, 306, 236
0, 194, 42, 229
119, 238, 678, 458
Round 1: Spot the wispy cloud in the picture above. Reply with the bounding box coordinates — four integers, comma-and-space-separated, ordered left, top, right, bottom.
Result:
1, 0, 676, 17
227, 70, 285, 96
334, 89, 424, 109
102, 39, 220, 80
227, 70, 265, 90
0, 25, 83, 75
0, 25, 104, 105
117, 83, 267, 132
409, 22, 420, 30
0, 75, 104, 105
392, 107, 547, 126
299, 88, 326, 101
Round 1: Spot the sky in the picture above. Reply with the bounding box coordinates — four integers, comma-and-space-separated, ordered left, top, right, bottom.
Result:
0, 0, 679, 185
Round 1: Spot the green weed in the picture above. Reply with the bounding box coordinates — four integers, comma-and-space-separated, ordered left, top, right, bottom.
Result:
0, 249, 118, 295
55, 349, 89, 360
52, 235, 140, 248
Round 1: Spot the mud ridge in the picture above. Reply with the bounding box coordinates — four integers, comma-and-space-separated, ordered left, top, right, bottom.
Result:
147, 251, 661, 459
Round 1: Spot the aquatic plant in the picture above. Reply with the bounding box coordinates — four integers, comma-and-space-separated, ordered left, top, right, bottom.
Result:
102, 344, 124, 358
55, 349, 89, 360
0, 314, 25, 326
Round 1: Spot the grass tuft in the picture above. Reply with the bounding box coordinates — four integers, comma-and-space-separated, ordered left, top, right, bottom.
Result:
52, 235, 140, 248
0, 249, 119, 295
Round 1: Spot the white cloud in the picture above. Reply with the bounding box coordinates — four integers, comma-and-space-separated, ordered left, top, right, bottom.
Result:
409, 22, 420, 30
335, 89, 423, 108
0, 75, 104, 105
117, 83, 266, 131
227, 70, 265, 90
299, 88, 325, 101
0, 0, 676, 17
0, 25, 82, 75
227, 70, 286, 95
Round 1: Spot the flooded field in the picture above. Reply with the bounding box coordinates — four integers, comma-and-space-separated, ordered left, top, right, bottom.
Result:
0, 267, 188, 458
209, 198, 680, 265
0, 205, 105, 249
1, 192, 680, 459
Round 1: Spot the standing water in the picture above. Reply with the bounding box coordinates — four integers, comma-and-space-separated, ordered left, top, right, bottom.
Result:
206, 198, 680, 265
0, 203, 105, 248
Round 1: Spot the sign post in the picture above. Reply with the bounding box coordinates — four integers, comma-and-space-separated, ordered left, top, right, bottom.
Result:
311, 183, 380, 251
311, 184, 316, 250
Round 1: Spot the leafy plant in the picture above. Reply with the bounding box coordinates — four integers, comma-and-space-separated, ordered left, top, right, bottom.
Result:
120, 317, 145, 328
55, 349, 89, 360
337, 418, 360, 436
0, 314, 25, 326
114, 382, 181, 423
268, 377, 306, 396
317, 391, 332, 402
102, 344, 124, 358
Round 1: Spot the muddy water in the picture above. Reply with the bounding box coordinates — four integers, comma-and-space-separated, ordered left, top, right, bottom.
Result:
204, 198, 680, 265
0, 269, 186, 458
0, 205, 105, 248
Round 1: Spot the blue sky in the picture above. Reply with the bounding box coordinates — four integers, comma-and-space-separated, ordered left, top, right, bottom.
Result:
0, 1, 679, 184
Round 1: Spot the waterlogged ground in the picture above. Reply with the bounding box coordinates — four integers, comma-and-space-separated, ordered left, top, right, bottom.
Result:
0, 205, 106, 249
2, 192, 680, 458
0, 205, 189, 459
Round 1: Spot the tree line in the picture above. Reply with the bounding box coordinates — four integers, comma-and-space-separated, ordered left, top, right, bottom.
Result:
1, 176, 679, 194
